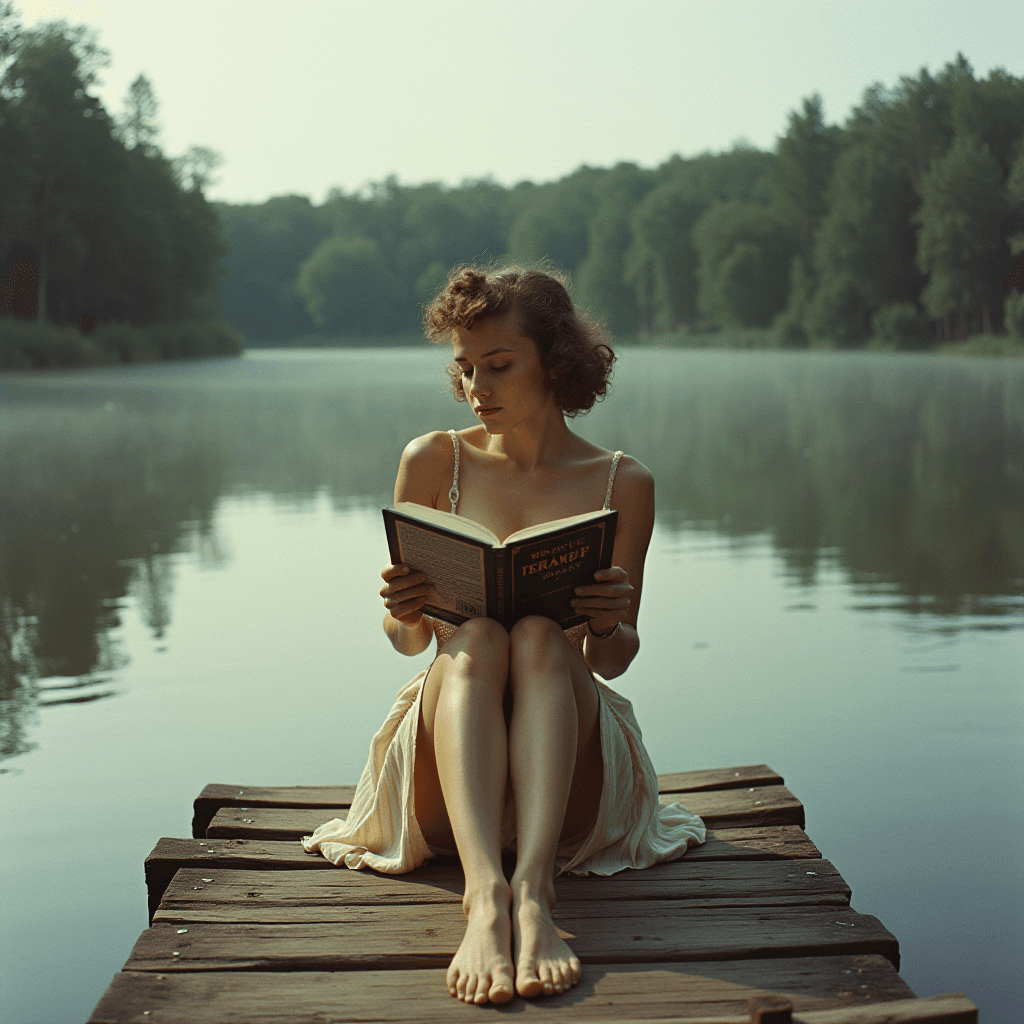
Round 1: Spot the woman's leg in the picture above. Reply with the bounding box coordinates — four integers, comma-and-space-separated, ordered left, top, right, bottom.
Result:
414, 617, 515, 1005
506, 616, 602, 998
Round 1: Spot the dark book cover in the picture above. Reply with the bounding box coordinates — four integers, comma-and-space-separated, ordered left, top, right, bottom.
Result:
383, 507, 617, 632
502, 514, 617, 630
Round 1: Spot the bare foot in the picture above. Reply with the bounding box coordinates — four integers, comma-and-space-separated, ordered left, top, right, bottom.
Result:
446, 884, 515, 1005
512, 886, 583, 998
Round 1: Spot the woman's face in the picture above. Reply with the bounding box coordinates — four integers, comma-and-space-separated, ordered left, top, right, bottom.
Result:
451, 314, 556, 434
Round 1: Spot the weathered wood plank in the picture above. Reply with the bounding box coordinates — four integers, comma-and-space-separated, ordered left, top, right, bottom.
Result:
89, 956, 915, 1023
145, 826, 821, 920
124, 905, 898, 972
192, 784, 357, 838
153, 860, 849, 923
191, 766, 784, 836
698, 825, 819, 861
795, 993, 977, 1024
660, 786, 805, 829
657, 764, 784, 793
204, 786, 803, 841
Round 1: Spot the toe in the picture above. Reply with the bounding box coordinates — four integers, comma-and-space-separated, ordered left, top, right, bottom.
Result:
489, 970, 515, 1005
548, 963, 565, 994
516, 959, 542, 998
489, 983, 514, 1004
553, 963, 569, 993
569, 955, 583, 985
538, 963, 556, 996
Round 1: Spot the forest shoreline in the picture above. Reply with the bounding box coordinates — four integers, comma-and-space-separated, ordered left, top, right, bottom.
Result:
242, 329, 1024, 358
0, 317, 243, 371
4, 320, 1021, 375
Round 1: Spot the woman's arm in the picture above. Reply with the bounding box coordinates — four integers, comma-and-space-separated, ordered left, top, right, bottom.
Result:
572, 457, 655, 680
381, 433, 453, 656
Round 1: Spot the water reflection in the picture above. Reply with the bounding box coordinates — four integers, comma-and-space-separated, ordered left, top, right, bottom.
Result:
0, 349, 1022, 768
594, 353, 1024, 624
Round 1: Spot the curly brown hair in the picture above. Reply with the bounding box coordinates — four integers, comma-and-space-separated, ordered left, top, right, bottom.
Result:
423, 264, 616, 417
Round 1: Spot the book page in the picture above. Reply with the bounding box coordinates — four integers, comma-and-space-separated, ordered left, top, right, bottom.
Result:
502, 509, 608, 546
392, 502, 499, 546
396, 520, 488, 619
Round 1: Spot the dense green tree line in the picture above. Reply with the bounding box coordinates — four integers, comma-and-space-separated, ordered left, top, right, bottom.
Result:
3, 7, 1020, 355
0, 7, 241, 367
222, 55, 1024, 349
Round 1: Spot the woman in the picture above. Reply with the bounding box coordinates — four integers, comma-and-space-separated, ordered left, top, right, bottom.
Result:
302, 266, 705, 1005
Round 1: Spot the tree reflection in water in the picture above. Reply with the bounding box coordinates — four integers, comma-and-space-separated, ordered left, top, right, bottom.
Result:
0, 349, 1021, 770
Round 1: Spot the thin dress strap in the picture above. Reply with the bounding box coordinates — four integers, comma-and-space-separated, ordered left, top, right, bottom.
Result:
603, 451, 624, 510
447, 429, 460, 514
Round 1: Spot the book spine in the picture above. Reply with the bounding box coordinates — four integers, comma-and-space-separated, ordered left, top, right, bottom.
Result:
382, 509, 401, 566
496, 549, 511, 631
485, 549, 505, 629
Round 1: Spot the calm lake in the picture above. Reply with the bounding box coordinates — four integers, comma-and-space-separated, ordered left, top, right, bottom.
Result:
1, 348, 1022, 1023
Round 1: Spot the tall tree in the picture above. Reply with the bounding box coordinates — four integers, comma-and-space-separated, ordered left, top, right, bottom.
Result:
916, 131, 1012, 337
1008, 142, 1024, 262
624, 179, 707, 331
623, 145, 774, 333
1006, 141, 1024, 208
660, 145, 774, 205
575, 163, 652, 333
847, 68, 953, 187
506, 169, 599, 275
946, 58, 1024, 178
693, 202, 797, 327
771, 94, 842, 254
806, 144, 923, 345
0, 3, 31, 258
217, 195, 331, 340
118, 72, 160, 153
0, 21, 120, 323
173, 145, 223, 194
296, 235, 400, 334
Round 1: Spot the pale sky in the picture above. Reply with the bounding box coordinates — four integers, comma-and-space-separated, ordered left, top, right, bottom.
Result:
16, 0, 1024, 205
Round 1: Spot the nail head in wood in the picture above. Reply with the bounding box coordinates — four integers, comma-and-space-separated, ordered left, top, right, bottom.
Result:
748, 995, 793, 1024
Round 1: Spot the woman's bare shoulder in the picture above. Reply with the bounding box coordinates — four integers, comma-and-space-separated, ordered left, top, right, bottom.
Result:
610, 455, 655, 512
396, 431, 457, 505
401, 430, 455, 464
614, 453, 653, 484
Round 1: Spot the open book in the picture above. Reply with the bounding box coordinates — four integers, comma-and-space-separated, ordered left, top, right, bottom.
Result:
383, 502, 618, 631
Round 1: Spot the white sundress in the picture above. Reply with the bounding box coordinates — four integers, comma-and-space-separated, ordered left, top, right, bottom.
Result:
301, 433, 706, 875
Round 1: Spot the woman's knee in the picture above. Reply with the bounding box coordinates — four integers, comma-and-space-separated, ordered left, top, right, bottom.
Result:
428, 617, 509, 707
509, 615, 573, 677
455, 615, 509, 654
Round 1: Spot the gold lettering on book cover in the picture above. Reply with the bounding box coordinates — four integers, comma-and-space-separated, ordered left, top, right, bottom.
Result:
396, 522, 487, 619
511, 522, 608, 622
519, 534, 591, 576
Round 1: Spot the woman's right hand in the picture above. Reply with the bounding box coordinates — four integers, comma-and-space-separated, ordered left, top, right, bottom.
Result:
380, 563, 432, 625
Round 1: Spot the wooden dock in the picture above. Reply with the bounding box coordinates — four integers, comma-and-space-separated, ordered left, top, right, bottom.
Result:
88, 765, 976, 1022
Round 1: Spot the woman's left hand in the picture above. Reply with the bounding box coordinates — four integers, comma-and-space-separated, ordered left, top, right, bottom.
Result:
571, 566, 633, 635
